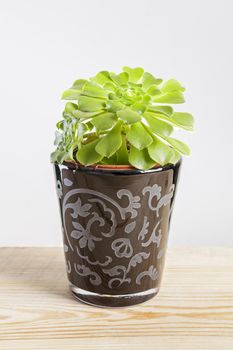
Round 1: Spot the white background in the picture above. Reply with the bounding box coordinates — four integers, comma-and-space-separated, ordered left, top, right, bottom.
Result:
0, 0, 232, 246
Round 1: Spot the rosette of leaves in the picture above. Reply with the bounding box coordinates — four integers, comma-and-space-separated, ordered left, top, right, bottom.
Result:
51, 67, 194, 170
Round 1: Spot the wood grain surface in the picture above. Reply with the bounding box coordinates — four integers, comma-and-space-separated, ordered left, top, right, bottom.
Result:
0, 247, 232, 349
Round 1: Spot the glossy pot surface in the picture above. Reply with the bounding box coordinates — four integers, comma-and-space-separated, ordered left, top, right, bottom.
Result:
54, 161, 181, 307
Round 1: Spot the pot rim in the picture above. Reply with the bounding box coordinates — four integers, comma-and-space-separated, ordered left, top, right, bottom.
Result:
56, 158, 182, 176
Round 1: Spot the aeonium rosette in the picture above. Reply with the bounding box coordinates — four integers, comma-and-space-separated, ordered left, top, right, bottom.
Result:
51, 67, 194, 170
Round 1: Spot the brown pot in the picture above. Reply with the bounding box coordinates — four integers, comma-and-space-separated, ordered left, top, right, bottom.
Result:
54, 160, 181, 307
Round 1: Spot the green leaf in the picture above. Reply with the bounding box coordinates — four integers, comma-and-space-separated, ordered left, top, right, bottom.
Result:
161, 79, 185, 93
72, 79, 87, 90
129, 146, 155, 170
67, 146, 75, 161
100, 153, 118, 165
95, 122, 122, 157
142, 72, 162, 90
81, 82, 108, 99
166, 137, 190, 155
56, 120, 64, 130
50, 149, 60, 163
103, 82, 116, 92
110, 72, 129, 85
143, 113, 173, 137
147, 85, 161, 96
65, 102, 78, 114
127, 122, 153, 150
61, 89, 80, 100
131, 102, 146, 113
142, 95, 151, 104
77, 139, 103, 165
54, 131, 62, 146
116, 135, 129, 164
91, 112, 117, 130
72, 109, 103, 119
76, 123, 88, 139
172, 112, 194, 131
56, 150, 70, 163
83, 121, 93, 132
91, 71, 112, 86
148, 138, 174, 166
117, 108, 141, 124
50, 148, 73, 163
55, 67, 194, 168
108, 93, 118, 100
152, 113, 194, 132
107, 100, 125, 112
169, 148, 181, 164
123, 67, 144, 83
149, 105, 173, 116
153, 91, 185, 104
78, 96, 106, 112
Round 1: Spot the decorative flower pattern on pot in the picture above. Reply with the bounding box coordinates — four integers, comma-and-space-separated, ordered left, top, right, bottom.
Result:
117, 189, 141, 218
136, 265, 158, 285
68, 197, 92, 219
143, 184, 175, 217
56, 165, 176, 290
142, 221, 162, 248
70, 212, 103, 251
74, 264, 101, 286
103, 252, 150, 288
111, 238, 133, 258
138, 216, 149, 241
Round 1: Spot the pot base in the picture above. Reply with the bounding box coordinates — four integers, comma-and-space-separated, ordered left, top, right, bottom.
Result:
70, 284, 159, 307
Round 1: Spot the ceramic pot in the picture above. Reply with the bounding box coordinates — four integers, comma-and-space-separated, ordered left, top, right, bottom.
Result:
54, 160, 181, 307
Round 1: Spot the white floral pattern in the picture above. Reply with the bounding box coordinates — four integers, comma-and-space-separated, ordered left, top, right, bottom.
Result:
56, 169, 175, 288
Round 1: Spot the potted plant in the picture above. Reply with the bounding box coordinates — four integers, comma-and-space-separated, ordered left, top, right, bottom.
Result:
51, 67, 194, 307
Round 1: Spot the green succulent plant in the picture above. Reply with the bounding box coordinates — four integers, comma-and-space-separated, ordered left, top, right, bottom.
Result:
51, 67, 194, 170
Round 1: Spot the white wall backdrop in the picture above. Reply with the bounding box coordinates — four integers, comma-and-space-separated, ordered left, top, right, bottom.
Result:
0, 0, 232, 246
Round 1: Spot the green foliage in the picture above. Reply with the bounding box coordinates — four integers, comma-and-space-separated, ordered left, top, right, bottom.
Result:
95, 121, 122, 157
51, 67, 194, 170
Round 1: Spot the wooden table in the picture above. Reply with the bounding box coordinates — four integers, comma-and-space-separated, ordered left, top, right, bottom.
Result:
0, 247, 232, 349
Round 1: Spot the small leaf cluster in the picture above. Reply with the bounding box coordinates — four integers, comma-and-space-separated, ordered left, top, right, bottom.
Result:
51, 67, 194, 170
